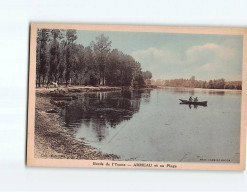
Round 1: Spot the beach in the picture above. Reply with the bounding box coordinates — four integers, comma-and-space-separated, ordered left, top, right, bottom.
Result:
34, 86, 119, 160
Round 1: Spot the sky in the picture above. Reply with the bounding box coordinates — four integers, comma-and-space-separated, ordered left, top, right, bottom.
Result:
75, 30, 243, 81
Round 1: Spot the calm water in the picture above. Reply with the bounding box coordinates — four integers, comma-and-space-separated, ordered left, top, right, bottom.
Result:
59, 88, 241, 163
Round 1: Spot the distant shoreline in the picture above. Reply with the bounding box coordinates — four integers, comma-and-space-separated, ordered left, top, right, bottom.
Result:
156, 86, 242, 93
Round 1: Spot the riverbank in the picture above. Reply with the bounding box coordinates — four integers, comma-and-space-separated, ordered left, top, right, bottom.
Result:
34, 89, 118, 160
36, 85, 122, 95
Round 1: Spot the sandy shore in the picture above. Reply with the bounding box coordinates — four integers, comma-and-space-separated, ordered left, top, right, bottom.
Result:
34, 86, 119, 160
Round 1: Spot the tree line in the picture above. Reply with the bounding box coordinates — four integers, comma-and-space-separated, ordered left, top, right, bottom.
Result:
151, 76, 242, 90
36, 29, 152, 88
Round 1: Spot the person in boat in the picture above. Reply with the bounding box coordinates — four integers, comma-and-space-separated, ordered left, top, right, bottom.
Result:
189, 96, 193, 102
194, 97, 198, 102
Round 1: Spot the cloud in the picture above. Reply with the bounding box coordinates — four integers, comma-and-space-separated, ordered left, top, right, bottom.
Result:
186, 43, 237, 64
131, 43, 241, 80
131, 47, 180, 66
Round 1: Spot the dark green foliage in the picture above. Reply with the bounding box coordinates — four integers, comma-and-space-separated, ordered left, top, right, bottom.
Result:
36, 29, 50, 86
36, 30, 151, 88
49, 30, 64, 83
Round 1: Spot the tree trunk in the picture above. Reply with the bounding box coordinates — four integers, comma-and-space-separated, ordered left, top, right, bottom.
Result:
42, 75, 45, 87
38, 75, 41, 87
55, 74, 57, 83
99, 72, 102, 85
39, 40, 42, 88
48, 74, 51, 85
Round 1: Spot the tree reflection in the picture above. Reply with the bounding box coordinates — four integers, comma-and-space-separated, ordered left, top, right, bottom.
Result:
59, 90, 151, 141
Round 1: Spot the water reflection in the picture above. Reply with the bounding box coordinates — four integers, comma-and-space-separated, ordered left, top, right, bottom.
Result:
208, 91, 225, 95
58, 88, 241, 162
59, 89, 151, 141
162, 87, 196, 96
180, 103, 201, 109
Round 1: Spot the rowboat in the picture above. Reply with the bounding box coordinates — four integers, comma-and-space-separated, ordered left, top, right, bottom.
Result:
179, 99, 207, 106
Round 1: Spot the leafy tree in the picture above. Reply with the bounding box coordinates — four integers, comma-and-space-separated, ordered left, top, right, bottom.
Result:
37, 29, 50, 86
105, 49, 122, 86
84, 46, 98, 86
36, 30, 152, 88
91, 34, 112, 85
142, 71, 152, 80
65, 30, 77, 86
48, 29, 63, 83
72, 44, 86, 85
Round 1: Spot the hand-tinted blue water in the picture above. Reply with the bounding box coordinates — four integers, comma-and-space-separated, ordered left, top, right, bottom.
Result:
59, 88, 241, 163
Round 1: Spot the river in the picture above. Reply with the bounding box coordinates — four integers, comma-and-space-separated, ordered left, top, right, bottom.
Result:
59, 88, 241, 163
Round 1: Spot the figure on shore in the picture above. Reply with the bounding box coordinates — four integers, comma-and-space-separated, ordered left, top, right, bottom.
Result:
46, 82, 51, 89
189, 96, 193, 102
53, 81, 58, 88
194, 97, 198, 102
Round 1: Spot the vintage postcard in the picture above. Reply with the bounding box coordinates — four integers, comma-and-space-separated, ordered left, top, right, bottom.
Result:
27, 23, 247, 170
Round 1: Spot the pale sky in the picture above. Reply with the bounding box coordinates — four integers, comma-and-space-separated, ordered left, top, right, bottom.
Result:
75, 30, 243, 81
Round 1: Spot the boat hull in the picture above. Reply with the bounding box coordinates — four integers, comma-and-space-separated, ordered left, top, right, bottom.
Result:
179, 99, 207, 106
